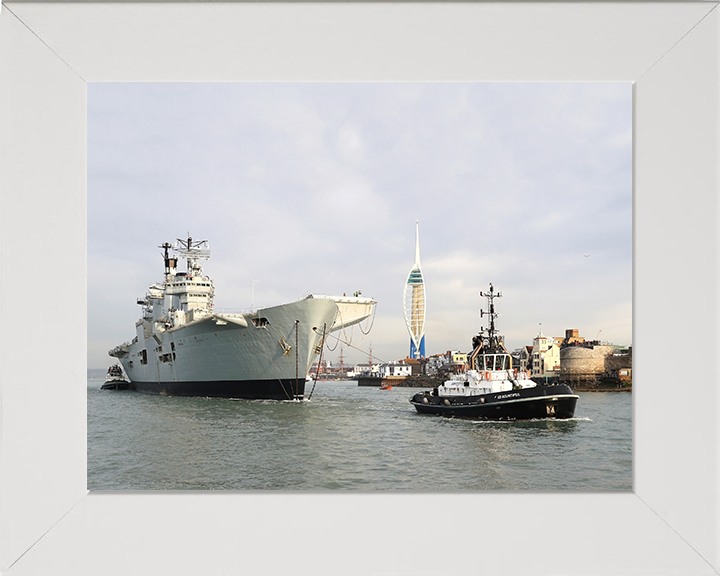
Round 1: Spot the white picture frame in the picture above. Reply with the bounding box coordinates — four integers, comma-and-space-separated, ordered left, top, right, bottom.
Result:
1, 2, 718, 574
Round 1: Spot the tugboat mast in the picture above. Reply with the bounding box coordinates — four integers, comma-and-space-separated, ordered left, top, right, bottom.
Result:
479, 283, 503, 351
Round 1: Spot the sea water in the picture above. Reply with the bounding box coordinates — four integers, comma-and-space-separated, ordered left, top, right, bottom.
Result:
87, 379, 631, 491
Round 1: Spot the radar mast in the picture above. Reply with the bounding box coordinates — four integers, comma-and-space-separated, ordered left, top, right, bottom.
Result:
174, 235, 210, 276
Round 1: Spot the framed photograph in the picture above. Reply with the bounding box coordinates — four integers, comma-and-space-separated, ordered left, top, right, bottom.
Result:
1, 2, 718, 574
86, 80, 633, 493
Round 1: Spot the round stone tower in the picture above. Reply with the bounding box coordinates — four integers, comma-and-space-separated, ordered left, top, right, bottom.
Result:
559, 344, 614, 385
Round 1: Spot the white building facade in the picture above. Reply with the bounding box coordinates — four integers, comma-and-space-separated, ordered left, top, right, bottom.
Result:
531, 329, 561, 377
379, 363, 412, 378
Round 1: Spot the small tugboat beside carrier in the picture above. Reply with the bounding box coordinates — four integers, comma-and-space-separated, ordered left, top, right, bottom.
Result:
410, 284, 578, 420
101, 364, 130, 390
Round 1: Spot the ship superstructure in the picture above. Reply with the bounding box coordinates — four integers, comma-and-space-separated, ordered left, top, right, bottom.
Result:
109, 236, 376, 400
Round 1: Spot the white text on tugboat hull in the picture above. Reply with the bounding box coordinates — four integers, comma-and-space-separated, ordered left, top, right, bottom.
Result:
495, 392, 521, 400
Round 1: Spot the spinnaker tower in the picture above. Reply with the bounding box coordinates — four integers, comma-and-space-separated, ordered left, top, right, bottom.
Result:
403, 221, 426, 359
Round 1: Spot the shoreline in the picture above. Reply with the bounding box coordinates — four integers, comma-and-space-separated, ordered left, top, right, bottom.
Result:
357, 375, 632, 392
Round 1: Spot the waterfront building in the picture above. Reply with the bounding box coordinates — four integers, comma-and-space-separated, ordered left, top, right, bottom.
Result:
403, 221, 426, 359
558, 329, 631, 385
515, 346, 533, 372
561, 328, 586, 346
449, 351, 468, 373
560, 343, 615, 384
422, 353, 445, 376
531, 327, 561, 378
379, 362, 412, 378
347, 363, 380, 378
402, 356, 423, 376
422, 350, 467, 375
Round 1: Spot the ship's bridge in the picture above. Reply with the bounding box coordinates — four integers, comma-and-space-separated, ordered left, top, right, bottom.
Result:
473, 353, 512, 372
165, 273, 215, 312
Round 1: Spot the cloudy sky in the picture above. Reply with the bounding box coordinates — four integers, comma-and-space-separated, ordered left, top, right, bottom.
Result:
88, 82, 631, 369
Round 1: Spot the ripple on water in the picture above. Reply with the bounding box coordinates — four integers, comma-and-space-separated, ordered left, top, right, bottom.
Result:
88, 381, 631, 491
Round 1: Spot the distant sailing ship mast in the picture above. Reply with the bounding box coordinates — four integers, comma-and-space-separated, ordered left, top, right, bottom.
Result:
403, 221, 426, 359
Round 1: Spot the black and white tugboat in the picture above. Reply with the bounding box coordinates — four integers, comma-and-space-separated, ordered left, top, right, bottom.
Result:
101, 364, 130, 390
410, 284, 578, 420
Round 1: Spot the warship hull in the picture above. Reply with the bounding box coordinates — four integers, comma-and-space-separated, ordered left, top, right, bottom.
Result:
128, 378, 306, 400
111, 297, 343, 400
